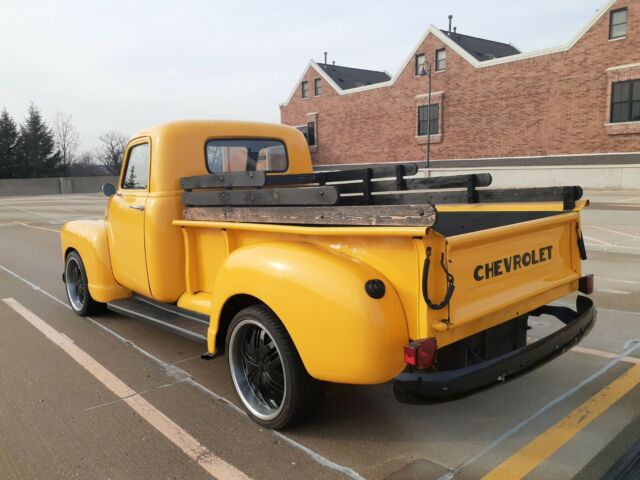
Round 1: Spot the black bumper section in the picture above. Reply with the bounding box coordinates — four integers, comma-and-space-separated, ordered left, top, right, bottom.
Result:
394, 296, 596, 404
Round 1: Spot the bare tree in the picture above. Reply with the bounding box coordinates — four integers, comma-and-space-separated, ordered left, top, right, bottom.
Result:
96, 131, 128, 175
54, 111, 80, 175
69, 150, 101, 176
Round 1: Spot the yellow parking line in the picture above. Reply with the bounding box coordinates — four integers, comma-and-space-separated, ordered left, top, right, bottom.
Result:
482, 363, 640, 480
12, 221, 60, 233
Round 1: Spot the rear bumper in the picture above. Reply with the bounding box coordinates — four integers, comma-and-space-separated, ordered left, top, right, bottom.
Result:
393, 296, 596, 404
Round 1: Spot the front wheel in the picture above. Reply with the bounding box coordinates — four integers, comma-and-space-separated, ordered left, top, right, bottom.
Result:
64, 251, 105, 316
226, 305, 322, 429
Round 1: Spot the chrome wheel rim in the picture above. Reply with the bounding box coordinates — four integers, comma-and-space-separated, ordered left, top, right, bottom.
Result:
65, 257, 86, 312
229, 319, 286, 420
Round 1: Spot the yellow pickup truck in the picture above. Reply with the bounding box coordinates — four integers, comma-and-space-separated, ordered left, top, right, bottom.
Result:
61, 120, 595, 429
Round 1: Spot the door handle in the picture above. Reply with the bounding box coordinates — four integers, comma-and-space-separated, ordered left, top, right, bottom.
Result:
129, 205, 145, 211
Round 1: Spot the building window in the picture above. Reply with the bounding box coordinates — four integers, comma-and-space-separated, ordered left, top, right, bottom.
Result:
609, 8, 628, 39
307, 122, 316, 145
296, 123, 317, 146
314, 78, 322, 96
436, 49, 446, 71
611, 80, 640, 123
417, 104, 439, 135
301, 81, 308, 98
415, 54, 425, 76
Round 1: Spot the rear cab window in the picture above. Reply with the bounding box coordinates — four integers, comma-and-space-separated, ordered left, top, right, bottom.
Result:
205, 139, 288, 173
121, 143, 150, 190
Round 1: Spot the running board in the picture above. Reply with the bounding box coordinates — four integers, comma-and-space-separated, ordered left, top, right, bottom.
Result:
107, 296, 209, 343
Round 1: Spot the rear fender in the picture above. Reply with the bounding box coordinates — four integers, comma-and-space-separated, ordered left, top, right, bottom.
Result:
61, 220, 131, 303
210, 242, 409, 384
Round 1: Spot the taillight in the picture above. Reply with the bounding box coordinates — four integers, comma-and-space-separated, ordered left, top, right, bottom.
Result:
579, 274, 594, 295
403, 337, 437, 369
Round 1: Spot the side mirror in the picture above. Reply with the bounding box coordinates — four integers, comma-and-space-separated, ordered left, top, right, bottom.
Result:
102, 182, 116, 197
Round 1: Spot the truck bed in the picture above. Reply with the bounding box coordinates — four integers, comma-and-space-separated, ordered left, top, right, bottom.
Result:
180, 165, 584, 229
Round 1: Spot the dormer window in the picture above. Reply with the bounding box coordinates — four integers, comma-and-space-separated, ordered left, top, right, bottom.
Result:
610, 8, 628, 39
415, 54, 425, 76
301, 81, 309, 98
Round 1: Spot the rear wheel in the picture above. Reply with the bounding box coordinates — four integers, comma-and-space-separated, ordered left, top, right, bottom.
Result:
64, 251, 105, 316
226, 305, 322, 429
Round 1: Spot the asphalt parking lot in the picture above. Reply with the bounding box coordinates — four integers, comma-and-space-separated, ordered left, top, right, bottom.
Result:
1, 191, 639, 480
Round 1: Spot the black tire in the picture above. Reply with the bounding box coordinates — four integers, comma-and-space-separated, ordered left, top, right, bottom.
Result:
225, 304, 322, 429
64, 251, 106, 316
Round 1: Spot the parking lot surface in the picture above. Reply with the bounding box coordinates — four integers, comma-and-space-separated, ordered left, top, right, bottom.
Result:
1, 191, 639, 479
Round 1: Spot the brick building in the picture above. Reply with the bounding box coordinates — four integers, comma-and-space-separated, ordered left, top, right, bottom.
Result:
280, 0, 640, 166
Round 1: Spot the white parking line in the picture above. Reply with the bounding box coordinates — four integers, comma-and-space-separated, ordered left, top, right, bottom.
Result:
0, 263, 365, 480
589, 225, 640, 241
612, 196, 640, 203
597, 288, 631, 295
583, 235, 611, 246
12, 221, 61, 233
2, 297, 250, 480
598, 277, 640, 286
572, 345, 640, 365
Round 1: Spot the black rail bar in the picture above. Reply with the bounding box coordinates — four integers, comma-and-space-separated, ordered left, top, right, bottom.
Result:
334, 173, 493, 195
181, 171, 266, 190
180, 163, 420, 191
334, 186, 582, 208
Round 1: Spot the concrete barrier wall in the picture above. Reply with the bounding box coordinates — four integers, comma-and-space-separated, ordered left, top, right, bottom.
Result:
0, 176, 119, 197
424, 164, 640, 190
1, 165, 639, 197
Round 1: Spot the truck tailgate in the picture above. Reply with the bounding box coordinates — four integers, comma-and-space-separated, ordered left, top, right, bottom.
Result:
441, 212, 582, 337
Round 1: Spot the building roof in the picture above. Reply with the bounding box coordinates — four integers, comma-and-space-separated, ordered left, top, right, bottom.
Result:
440, 30, 520, 61
281, 0, 618, 106
317, 63, 391, 90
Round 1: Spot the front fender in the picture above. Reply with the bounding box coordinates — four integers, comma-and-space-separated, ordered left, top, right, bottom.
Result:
61, 220, 131, 303
210, 242, 409, 384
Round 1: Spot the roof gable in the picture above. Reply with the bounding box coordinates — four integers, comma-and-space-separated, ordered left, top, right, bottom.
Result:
281, 0, 618, 105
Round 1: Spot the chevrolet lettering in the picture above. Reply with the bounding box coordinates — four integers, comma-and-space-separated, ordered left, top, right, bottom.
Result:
473, 245, 554, 281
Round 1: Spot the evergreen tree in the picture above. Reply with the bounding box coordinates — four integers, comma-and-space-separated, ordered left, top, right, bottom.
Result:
0, 108, 18, 178
15, 103, 62, 178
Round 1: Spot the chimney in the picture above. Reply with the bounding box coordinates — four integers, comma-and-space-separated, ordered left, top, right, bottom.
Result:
332, 60, 335, 66
453, 26, 457, 33
324, 51, 328, 64
448, 15, 453, 34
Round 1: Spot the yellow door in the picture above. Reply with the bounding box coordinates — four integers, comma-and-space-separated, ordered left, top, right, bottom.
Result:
107, 141, 151, 297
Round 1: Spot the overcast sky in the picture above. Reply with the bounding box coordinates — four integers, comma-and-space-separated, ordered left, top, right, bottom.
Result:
0, 0, 606, 151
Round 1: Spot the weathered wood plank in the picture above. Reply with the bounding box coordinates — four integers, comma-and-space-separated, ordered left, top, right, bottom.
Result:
183, 204, 436, 226
183, 186, 339, 207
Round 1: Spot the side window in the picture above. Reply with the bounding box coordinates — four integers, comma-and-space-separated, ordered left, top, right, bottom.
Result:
121, 143, 150, 190
205, 139, 288, 173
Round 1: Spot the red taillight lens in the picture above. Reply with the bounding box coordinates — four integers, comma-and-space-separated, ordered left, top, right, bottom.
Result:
579, 274, 594, 295
403, 338, 437, 369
